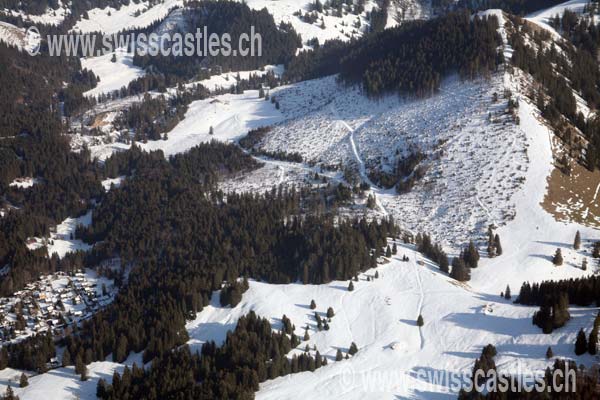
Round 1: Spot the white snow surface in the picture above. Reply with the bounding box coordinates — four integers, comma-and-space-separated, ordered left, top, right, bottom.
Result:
71, 0, 183, 34
188, 244, 598, 400
27, 211, 93, 258
0, 352, 143, 400
81, 48, 145, 98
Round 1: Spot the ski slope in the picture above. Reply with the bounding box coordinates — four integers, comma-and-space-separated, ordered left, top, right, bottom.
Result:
187, 242, 599, 400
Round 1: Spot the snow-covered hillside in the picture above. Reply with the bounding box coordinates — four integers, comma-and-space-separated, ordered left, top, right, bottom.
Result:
0, 21, 40, 54
186, 242, 598, 400
2, 1, 69, 26
71, 0, 183, 34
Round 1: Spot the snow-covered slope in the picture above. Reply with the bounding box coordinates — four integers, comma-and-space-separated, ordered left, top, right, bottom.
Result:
0, 21, 40, 54
2, 1, 69, 26
71, 0, 183, 34
81, 48, 145, 98
187, 242, 598, 400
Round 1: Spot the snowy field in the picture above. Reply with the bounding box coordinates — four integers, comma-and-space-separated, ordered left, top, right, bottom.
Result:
70, 0, 379, 45
71, 0, 182, 34
248, 72, 527, 246
26, 211, 93, 259
81, 48, 145, 98
186, 242, 598, 400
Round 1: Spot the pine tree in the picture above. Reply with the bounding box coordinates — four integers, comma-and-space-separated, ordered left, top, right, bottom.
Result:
348, 342, 358, 355
588, 327, 598, 355
80, 365, 88, 382
326, 307, 334, 319
303, 329, 310, 341
348, 281, 354, 291
504, 285, 511, 300
3, 386, 17, 400
450, 257, 470, 282
494, 234, 502, 256
574, 231, 581, 250
97, 378, 108, 398
417, 314, 424, 327
62, 348, 71, 367
19, 373, 28, 388
385, 245, 392, 258
310, 299, 316, 310
75, 352, 84, 375
575, 328, 588, 355
553, 248, 564, 266
546, 346, 553, 359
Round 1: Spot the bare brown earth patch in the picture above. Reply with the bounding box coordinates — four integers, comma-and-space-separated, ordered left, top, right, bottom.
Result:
543, 137, 600, 228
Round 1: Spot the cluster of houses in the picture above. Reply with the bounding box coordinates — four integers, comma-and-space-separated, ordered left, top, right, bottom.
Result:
0, 270, 115, 343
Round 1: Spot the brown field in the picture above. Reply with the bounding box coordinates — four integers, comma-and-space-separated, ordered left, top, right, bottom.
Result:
542, 137, 600, 228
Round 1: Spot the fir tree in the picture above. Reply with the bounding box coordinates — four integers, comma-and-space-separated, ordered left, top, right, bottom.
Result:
310, 299, 316, 310
575, 328, 588, 355
494, 234, 502, 256
335, 349, 343, 361
385, 246, 392, 258
326, 307, 334, 319
504, 285, 511, 300
546, 346, 553, 359
374, 271, 379, 279
417, 314, 424, 327
81, 365, 88, 381
574, 231, 581, 250
553, 248, 564, 266
19, 373, 28, 388
3, 386, 17, 400
348, 342, 358, 356
450, 257, 470, 282
582, 258, 588, 271
588, 327, 598, 355
348, 281, 354, 291
97, 378, 108, 398
392, 242, 398, 254
62, 348, 71, 367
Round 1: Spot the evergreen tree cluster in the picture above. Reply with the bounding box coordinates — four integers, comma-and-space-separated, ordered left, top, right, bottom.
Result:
509, 14, 600, 171
0, 331, 55, 372
517, 276, 600, 307
33, 141, 398, 373
450, 241, 480, 282
459, 354, 598, 399
286, 11, 503, 97
531, 292, 570, 334
132, 1, 302, 81
97, 311, 326, 400
415, 233, 449, 273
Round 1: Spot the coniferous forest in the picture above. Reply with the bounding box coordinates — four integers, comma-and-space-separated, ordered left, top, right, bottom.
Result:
285, 11, 503, 97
